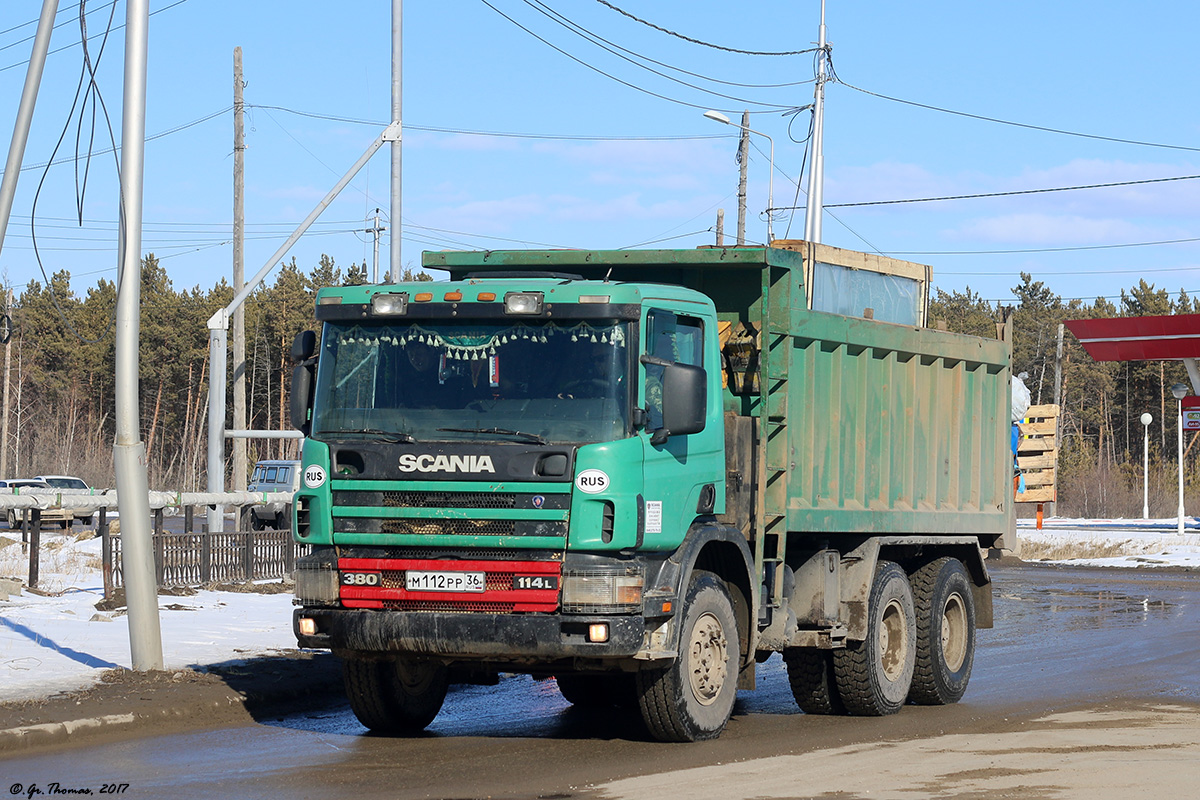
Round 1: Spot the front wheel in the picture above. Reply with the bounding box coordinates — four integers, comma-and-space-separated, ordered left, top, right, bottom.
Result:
833, 560, 916, 716
343, 657, 449, 734
637, 570, 740, 742
908, 557, 976, 705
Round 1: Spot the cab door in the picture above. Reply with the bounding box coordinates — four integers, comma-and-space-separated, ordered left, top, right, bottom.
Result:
638, 306, 724, 550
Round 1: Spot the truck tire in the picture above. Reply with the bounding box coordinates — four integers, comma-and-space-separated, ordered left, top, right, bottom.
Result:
783, 648, 844, 715
832, 560, 915, 716
555, 674, 637, 708
343, 656, 449, 734
908, 557, 975, 705
637, 570, 739, 742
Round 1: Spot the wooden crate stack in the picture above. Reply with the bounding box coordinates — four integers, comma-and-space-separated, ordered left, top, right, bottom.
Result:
1015, 404, 1059, 504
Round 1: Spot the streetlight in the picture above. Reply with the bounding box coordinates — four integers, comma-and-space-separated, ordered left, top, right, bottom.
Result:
1171, 383, 1189, 534
1141, 413, 1153, 519
703, 110, 775, 244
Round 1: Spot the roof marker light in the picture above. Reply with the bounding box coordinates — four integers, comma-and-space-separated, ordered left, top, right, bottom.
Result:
370, 293, 408, 315
504, 292, 544, 315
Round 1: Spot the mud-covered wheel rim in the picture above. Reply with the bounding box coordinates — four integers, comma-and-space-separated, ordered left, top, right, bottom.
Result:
688, 611, 729, 706
941, 591, 969, 672
879, 597, 910, 683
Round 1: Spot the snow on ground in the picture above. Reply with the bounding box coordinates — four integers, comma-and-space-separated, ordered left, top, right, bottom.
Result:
0, 520, 1198, 705
1017, 517, 1200, 569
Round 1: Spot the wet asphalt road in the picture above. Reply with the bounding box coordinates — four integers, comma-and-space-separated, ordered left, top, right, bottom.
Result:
1, 562, 1198, 799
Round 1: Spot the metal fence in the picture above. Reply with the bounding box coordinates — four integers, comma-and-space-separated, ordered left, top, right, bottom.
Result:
98, 505, 310, 596
107, 528, 310, 594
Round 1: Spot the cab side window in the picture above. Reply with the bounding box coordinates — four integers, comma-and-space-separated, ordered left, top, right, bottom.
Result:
644, 309, 704, 431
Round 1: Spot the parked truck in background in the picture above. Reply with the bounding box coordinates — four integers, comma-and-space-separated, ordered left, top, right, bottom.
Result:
289, 242, 1012, 742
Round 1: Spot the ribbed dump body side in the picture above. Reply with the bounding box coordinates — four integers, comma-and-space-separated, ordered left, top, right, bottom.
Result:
787, 312, 1009, 536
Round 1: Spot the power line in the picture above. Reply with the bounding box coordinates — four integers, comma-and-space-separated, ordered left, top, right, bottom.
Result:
593, 0, 817, 56
773, 173, 1200, 211
245, 103, 726, 141
524, 0, 814, 92
0, 0, 191, 74
838, 78, 1200, 154
477, 0, 796, 114
892, 237, 1200, 259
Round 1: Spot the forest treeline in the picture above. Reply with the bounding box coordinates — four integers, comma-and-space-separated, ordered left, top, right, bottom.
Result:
4, 255, 1196, 517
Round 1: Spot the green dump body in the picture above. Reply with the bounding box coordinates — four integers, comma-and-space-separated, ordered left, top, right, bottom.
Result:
426, 242, 1012, 547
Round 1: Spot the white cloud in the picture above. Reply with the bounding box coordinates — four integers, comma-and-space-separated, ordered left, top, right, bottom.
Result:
951, 213, 1150, 244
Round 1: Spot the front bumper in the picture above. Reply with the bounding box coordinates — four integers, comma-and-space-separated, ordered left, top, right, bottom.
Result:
294, 607, 646, 660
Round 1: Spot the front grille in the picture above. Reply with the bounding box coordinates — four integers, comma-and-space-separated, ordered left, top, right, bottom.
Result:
333, 490, 569, 510
337, 546, 564, 561
381, 519, 515, 536
382, 600, 516, 613
386, 491, 516, 509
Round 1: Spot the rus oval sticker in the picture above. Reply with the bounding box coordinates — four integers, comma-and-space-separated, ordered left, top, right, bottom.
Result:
575, 468, 610, 494
303, 465, 327, 489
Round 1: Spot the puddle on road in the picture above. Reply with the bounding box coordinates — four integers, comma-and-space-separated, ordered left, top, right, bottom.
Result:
1027, 587, 1173, 615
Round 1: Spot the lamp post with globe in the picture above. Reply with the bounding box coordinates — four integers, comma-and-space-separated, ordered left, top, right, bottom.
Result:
1141, 413, 1153, 519
1171, 383, 1188, 534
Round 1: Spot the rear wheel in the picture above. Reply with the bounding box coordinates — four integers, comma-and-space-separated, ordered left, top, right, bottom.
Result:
783, 648, 844, 715
908, 557, 975, 705
343, 657, 449, 734
832, 560, 915, 716
637, 570, 740, 742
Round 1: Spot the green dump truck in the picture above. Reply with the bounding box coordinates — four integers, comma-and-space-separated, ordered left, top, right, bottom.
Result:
289, 241, 1013, 742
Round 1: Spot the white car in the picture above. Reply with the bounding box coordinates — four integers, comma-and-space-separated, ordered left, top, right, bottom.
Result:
34, 475, 97, 525
1, 479, 73, 528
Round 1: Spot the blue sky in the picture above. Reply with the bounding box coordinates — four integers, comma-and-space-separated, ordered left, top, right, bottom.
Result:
2, 0, 1199, 307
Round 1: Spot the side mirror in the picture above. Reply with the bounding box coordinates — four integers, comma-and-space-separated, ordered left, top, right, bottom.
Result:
291, 364, 314, 435
290, 330, 317, 435
652, 363, 707, 444
291, 329, 317, 363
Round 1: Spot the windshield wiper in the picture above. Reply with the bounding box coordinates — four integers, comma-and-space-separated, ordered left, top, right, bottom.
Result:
437, 427, 549, 445
315, 428, 418, 444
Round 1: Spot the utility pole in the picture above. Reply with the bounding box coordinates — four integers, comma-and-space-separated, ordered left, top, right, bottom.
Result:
736, 111, 748, 246
0, 0, 58, 256
232, 47, 247, 494
114, 0, 163, 671
389, 0, 403, 281
369, 209, 384, 283
1, 288, 11, 478
715, 209, 724, 246
803, 0, 828, 243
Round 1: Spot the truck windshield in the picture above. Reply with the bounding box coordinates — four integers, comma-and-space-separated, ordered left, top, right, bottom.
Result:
311, 319, 631, 445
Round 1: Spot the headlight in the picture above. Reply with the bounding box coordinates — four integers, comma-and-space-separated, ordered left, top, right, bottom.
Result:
504, 292, 544, 315
371, 292, 408, 315
562, 567, 643, 613
295, 564, 339, 606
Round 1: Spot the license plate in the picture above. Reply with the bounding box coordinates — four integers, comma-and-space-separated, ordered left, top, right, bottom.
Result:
513, 575, 557, 591
406, 570, 486, 593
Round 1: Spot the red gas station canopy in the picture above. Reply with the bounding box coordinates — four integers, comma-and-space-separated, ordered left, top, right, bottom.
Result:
1063, 314, 1200, 361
